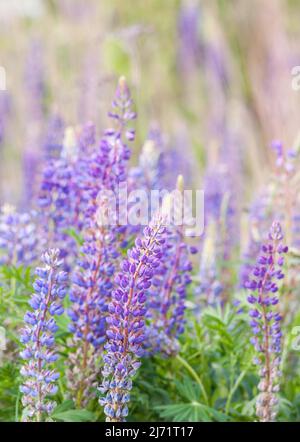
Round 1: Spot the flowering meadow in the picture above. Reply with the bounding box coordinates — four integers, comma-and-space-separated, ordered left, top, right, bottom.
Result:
0, 0, 300, 423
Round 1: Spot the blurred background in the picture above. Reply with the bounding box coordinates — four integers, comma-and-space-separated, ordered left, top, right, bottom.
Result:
0, 0, 300, 207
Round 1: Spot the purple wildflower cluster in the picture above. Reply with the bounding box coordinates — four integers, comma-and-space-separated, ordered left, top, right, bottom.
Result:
19, 249, 68, 422
83, 76, 135, 214
66, 78, 136, 405
8, 72, 293, 424
99, 214, 166, 421
67, 213, 120, 406
245, 221, 288, 422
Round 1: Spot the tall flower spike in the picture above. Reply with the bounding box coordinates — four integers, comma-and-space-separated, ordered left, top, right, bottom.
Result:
67, 198, 119, 407
37, 126, 80, 267
99, 214, 167, 422
19, 249, 68, 422
245, 221, 288, 422
67, 79, 136, 406
83, 75, 136, 223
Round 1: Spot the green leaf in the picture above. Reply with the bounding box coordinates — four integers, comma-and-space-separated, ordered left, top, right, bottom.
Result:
52, 400, 74, 415
52, 409, 95, 422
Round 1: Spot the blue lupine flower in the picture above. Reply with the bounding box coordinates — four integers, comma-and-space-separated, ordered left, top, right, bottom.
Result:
67, 77, 136, 407
19, 249, 68, 422
99, 214, 166, 422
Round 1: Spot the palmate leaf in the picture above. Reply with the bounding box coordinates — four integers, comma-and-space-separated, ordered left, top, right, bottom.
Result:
201, 304, 251, 357
174, 378, 202, 403
155, 378, 229, 422
202, 312, 234, 349
278, 396, 294, 421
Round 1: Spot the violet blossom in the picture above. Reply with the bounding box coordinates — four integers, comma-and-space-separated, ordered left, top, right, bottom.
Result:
67, 78, 136, 406
19, 249, 68, 422
99, 213, 167, 421
245, 221, 288, 422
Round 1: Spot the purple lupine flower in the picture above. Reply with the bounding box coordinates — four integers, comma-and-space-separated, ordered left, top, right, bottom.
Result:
83, 76, 136, 223
245, 221, 288, 422
0, 205, 39, 266
66, 199, 120, 407
19, 249, 68, 422
99, 214, 166, 422
67, 78, 136, 406
36, 127, 79, 266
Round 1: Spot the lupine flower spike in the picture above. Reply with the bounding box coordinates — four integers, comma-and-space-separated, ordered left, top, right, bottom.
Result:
67, 77, 136, 407
99, 213, 167, 422
19, 249, 68, 422
245, 221, 288, 422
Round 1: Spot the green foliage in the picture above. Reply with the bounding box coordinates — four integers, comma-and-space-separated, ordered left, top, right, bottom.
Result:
0, 258, 299, 422
51, 401, 96, 422
156, 378, 229, 422
0, 362, 21, 422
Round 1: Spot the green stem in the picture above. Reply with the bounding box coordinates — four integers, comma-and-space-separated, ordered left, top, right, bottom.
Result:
225, 367, 249, 414
15, 390, 20, 422
175, 354, 209, 405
